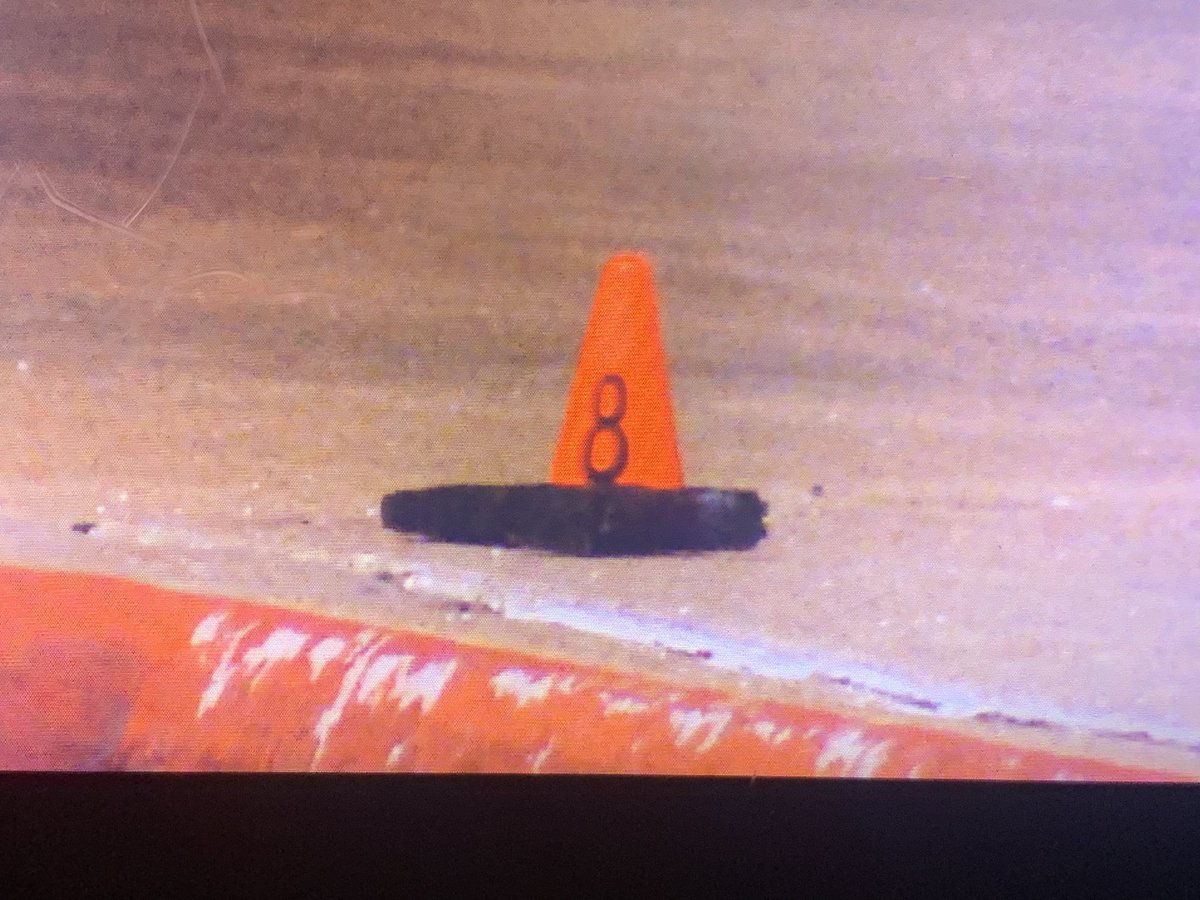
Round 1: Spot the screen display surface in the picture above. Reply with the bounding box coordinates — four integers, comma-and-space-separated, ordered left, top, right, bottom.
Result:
1, 0, 1196, 778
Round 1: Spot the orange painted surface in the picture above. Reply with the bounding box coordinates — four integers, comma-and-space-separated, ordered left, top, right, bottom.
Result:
550, 253, 685, 490
0, 563, 1190, 777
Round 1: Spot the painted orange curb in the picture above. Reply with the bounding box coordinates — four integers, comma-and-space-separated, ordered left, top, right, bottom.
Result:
0, 564, 1188, 777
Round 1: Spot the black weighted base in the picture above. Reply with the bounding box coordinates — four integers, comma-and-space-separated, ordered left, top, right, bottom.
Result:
380, 484, 767, 557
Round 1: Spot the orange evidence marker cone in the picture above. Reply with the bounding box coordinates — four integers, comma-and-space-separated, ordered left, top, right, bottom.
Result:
380, 252, 767, 556
550, 253, 684, 490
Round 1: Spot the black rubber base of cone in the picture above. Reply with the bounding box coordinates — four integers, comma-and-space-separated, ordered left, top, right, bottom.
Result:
380, 484, 767, 557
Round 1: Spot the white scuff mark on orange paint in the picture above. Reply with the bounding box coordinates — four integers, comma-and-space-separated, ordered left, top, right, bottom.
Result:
815, 729, 866, 774
600, 693, 651, 717
191, 612, 227, 646
530, 741, 555, 773
307, 637, 346, 682
554, 675, 577, 694
815, 730, 893, 777
311, 637, 389, 770
490, 669, 555, 708
751, 720, 794, 746
387, 744, 406, 768
670, 708, 733, 754
243, 627, 310, 689
197, 622, 258, 717
907, 765, 923, 779
391, 658, 458, 715
353, 629, 379, 648
356, 654, 410, 707
857, 739, 892, 777
803, 727, 821, 740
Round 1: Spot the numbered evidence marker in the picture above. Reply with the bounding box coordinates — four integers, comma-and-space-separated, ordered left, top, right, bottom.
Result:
549, 253, 683, 490
381, 253, 767, 556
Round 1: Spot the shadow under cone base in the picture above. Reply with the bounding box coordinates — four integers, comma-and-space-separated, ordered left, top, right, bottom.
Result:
381, 484, 767, 556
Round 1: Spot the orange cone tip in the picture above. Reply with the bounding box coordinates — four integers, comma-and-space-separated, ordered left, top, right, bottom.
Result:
550, 253, 685, 490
